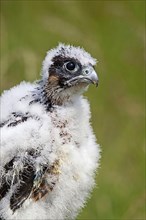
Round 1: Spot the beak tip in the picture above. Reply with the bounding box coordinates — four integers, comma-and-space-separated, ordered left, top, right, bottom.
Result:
93, 80, 99, 87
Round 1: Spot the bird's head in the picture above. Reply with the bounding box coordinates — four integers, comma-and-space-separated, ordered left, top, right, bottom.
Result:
42, 43, 98, 105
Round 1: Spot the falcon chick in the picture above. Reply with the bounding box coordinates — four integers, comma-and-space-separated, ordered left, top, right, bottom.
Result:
0, 43, 100, 220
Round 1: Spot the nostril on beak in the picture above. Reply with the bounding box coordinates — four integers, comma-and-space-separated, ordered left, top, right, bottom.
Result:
83, 69, 89, 75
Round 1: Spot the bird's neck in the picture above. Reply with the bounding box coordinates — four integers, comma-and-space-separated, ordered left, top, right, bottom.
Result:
45, 84, 80, 106
32, 80, 87, 110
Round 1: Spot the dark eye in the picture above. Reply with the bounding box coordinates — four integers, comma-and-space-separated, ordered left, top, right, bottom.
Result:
66, 62, 75, 70
64, 61, 78, 72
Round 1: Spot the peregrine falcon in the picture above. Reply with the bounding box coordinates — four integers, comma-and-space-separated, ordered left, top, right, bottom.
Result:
0, 43, 100, 220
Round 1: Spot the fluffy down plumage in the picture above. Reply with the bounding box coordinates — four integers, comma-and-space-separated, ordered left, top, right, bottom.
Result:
0, 43, 100, 220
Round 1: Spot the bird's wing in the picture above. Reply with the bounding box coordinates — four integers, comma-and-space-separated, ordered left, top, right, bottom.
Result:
0, 149, 59, 213
0, 112, 59, 214
0, 151, 36, 212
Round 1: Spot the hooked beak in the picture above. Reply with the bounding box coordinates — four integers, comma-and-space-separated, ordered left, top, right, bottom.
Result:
81, 65, 99, 87
64, 65, 99, 87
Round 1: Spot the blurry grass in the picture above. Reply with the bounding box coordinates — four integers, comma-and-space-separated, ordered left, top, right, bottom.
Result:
0, 0, 145, 219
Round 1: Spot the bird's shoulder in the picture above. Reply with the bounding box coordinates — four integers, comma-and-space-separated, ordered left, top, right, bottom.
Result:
0, 81, 49, 129
0, 111, 34, 128
0, 82, 35, 122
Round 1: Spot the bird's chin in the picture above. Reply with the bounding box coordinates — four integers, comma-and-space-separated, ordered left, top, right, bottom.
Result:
73, 82, 89, 90
63, 82, 89, 97
63, 81, 89, 94
64, 77, 95, 89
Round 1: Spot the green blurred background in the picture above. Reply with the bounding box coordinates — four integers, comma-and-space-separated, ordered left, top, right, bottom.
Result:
0, 0, 145, 219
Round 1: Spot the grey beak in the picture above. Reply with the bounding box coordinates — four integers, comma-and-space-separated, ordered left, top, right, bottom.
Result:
82, 66, 99, 87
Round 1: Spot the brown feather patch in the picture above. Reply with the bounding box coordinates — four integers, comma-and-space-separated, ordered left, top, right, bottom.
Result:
31, 160, 60, 202
48, 75, 59, 85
